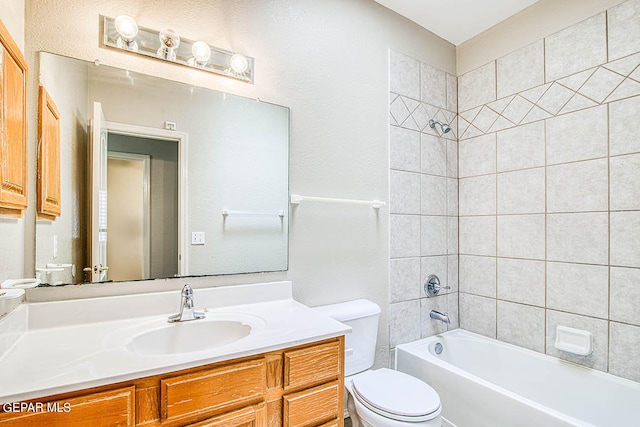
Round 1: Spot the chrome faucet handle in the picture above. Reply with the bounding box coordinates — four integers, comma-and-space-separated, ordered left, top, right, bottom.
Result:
424, 274, 451, 298
181, 284, 193, 297
181, 284, 195, 309
168, 284, 205, 322
167, 312, 182, 322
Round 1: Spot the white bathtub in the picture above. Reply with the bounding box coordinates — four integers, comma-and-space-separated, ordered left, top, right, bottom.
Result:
395, 329, 640, 427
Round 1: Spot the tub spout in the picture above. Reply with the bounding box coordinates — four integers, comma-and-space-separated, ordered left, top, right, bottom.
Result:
430, 310, 450, 324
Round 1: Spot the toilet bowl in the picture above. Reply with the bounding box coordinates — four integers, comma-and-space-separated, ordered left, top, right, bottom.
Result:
313, 299, 442, 426
345, 368, 442, 427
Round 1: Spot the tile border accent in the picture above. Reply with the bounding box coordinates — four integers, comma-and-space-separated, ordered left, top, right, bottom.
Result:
459, 53, 640, 140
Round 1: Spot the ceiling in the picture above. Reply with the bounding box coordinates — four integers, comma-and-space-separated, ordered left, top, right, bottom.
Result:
373, 0, 541, 45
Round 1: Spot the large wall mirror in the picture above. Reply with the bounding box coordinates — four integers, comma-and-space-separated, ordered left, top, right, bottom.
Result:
35, 52, 289, 285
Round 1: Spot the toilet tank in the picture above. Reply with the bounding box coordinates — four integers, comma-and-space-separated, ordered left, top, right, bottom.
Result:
313, 299, 381, 376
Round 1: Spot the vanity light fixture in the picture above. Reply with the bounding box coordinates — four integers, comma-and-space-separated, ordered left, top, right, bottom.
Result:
101, 15, 255, 83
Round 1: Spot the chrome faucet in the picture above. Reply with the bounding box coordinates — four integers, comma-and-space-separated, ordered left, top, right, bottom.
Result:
429, 310, 450, 325
168, 284, 206, 322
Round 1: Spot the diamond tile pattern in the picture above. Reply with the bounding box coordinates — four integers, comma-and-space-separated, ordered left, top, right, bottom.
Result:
458, 53, 640, 140
520, 84, 551, 104
603, 52, 640, 76
605, 79, 640, 102
536, 83, 574, 114
557, 68, 596, 91
559, 93, 599, 115
487, 96, 515, 115
392, 47, 640, 142
502, 96, 535, 124
578, 67, 625, 103
390, 93, 457, 140
488, 116, 515, 133
390, 96, 411, 125
473, 106, 500, 132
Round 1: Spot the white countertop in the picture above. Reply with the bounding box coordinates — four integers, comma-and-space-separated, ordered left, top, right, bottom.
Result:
0, 281, 350, 403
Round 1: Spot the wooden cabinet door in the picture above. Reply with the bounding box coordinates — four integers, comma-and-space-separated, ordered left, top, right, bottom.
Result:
0, 19, 28, 217
0, 386, 135, 426
161, 358, 266, 425
282, 381, 341, 427
189, 403, 266, 427
37, 85, 61, 219
283, 341, 342, 392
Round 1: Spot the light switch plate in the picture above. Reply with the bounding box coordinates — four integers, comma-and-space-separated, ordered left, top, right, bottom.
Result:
191, 232, 205, 245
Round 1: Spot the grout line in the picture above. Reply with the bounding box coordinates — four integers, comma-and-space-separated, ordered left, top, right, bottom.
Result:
456, 91, 461, 332
460, 154, 631, 180
605, 10, 610, 64
461, 210, 612, 217
607, 318, 640, 328
457, 253, 640, 272
607, 99, 611, 373
495, 110, 499, 340
544, 112, 548, 355
457, 253, 626, 270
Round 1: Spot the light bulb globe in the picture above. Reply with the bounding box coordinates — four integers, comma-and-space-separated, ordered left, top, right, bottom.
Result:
159, 29, 181, 49
191, 41, 211, 65
114, 15, 138, 40
229, 53, 249, 74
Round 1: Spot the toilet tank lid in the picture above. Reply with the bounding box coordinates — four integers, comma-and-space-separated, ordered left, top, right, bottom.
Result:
313, 299, 381, 322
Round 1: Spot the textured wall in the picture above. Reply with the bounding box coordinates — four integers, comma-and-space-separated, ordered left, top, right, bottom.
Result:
22, 0, 456, 369
0, 0, 24, 50
457, 0, 640, 382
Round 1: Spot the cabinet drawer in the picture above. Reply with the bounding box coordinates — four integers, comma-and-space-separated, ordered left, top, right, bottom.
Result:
283, 381, 340, 427
284, 341, 341, 390
189, 403, 266, 427
161, 358, 266, 424
0, 386, 135, 426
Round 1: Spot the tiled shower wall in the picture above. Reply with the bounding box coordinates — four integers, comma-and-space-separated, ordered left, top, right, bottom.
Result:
388, 50, 459, 365
457, 0, 640, 382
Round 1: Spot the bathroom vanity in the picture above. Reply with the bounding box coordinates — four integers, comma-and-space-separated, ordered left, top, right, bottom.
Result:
0, 338, 344, 426
0, 281, 348, 426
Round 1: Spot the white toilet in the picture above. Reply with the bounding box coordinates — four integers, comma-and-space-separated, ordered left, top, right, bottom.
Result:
314, 299, 442, 427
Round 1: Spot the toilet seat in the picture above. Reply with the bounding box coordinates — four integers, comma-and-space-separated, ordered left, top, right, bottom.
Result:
351, 368, 441, 422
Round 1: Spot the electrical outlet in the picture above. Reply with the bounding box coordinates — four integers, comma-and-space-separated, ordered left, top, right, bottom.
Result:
191, 232, 205, 245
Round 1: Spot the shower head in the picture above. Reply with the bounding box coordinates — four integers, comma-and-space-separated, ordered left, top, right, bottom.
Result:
429, 119, 451, 134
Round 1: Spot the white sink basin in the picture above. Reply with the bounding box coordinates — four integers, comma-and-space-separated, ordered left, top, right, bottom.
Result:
127, 315, 261, 356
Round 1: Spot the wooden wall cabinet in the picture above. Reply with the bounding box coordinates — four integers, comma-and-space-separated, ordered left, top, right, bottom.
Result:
37, 85, 61, 219
0, 337, 345, 427
0, 19, 28, 218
